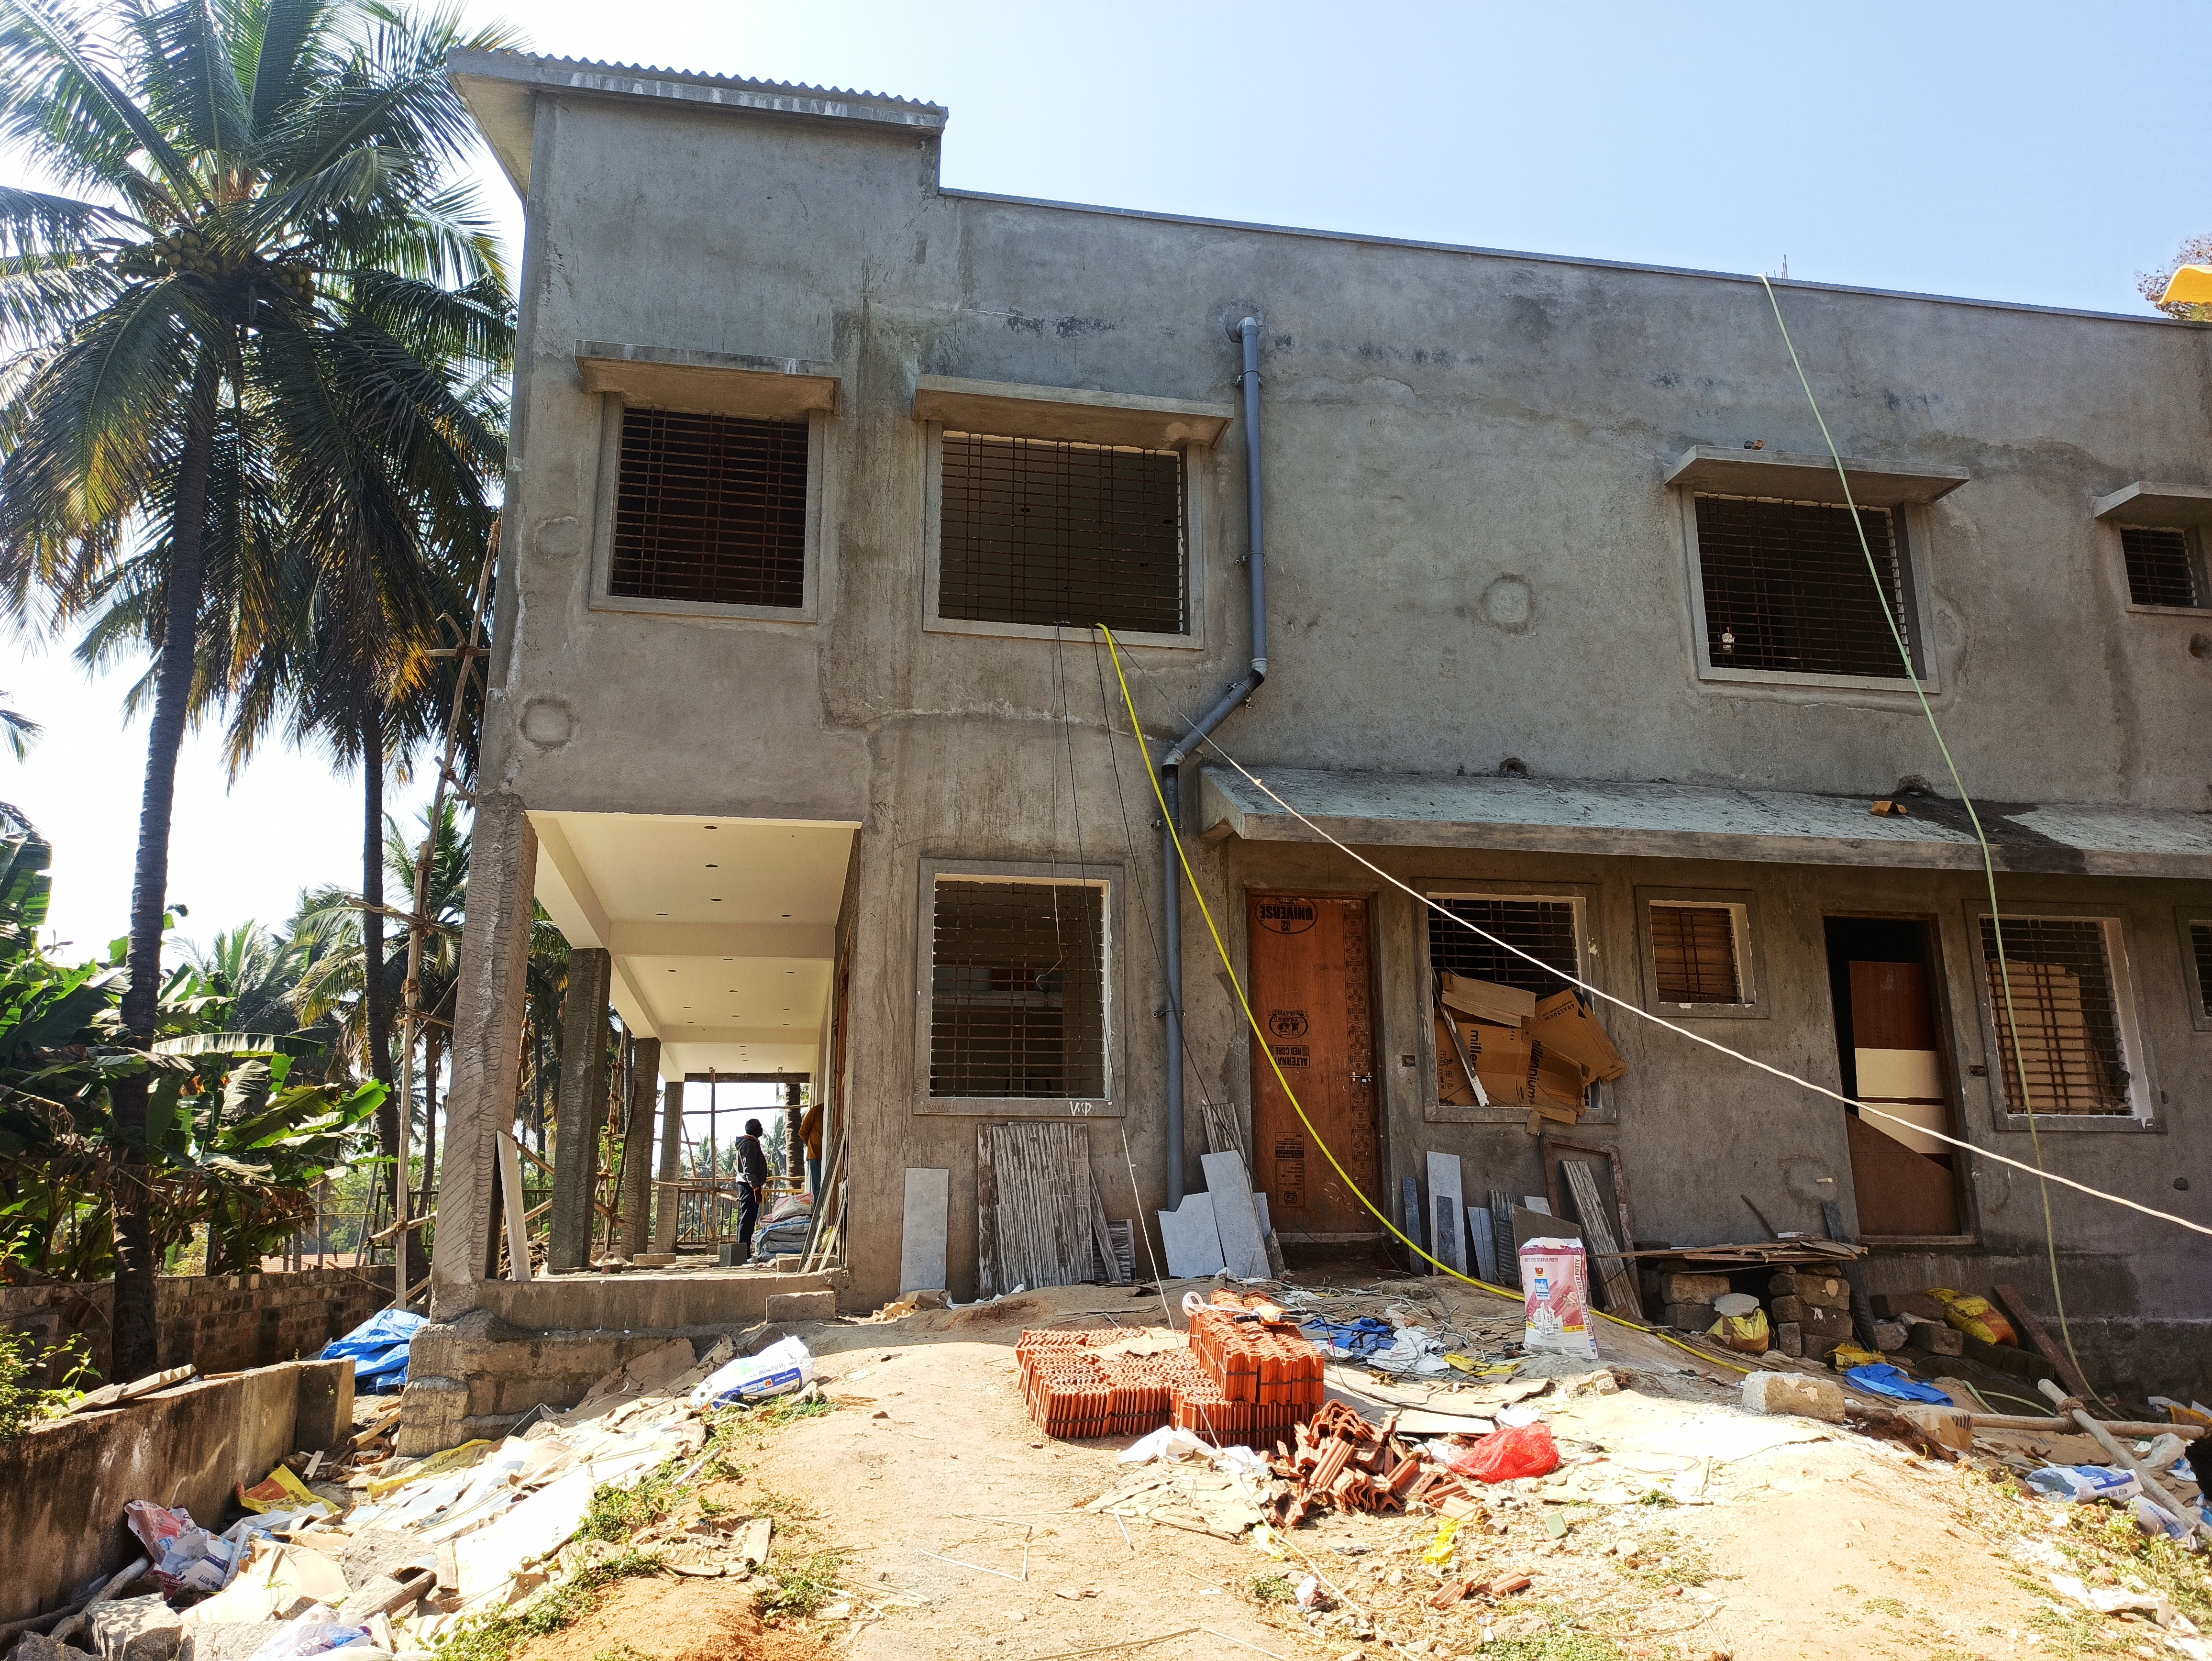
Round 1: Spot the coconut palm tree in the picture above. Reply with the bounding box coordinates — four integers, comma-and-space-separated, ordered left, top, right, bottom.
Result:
0, 0, 515, 1376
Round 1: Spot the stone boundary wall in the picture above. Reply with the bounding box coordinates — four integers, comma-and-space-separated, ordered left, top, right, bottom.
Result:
2, 1265, 395, 1385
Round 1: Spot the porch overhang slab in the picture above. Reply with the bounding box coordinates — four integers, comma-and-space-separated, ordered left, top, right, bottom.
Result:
1196, 766, 2212, 878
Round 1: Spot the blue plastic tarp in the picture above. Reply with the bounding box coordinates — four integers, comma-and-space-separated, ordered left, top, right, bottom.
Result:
322, 1308, 426, 1393
1844, 1362, 1955, 1405
1300, 1315, 1397, 1359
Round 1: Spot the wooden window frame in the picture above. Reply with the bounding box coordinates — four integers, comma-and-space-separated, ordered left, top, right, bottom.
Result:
1964, 906, 2159, 1132
2179, 908, 2212, 1034
1676, 490, 1943, 698
921, 421, 1210, 651
912, 859, 1124, 1118
588, 396, 830, 625
1418, 885, 1608, 1125
1636, 887, 1767, 1020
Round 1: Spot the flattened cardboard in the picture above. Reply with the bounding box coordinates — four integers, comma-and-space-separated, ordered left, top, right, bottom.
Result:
1438, 972, 1537, 1027
1527, 989, 1627, 1083
1458, 1017, 1588, 1109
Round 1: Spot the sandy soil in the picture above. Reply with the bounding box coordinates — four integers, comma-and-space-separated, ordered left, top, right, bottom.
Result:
514, 1574, 836, 1661
691, 1274, 2074, 1661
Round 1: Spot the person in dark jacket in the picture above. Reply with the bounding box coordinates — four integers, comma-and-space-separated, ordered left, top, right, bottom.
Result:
735, 1118, 770, 1255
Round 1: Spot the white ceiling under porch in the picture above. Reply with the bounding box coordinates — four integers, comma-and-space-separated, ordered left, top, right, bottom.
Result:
530, 811, 856, 1080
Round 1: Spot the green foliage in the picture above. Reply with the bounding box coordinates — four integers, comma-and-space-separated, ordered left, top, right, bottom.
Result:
0, 834, 383, 1278
759, 1550, 845, 1619
1249, 1572, 1294, 1605
0, 1331, 96, 1439
430, 1550, 666, 1661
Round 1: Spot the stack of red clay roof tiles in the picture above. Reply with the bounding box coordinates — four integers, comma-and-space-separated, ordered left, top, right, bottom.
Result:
1017, 1293, 1325, 1447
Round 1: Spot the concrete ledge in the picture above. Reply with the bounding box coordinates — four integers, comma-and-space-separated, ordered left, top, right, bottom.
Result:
0, 1360, 340, 1626
478, 1269, 835, 1332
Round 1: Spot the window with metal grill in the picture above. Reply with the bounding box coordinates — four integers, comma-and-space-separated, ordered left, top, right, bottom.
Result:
1694, 495, 1913, 678
939, 432, 1184, 632
929, 879, 1106, 1098
2120, 525, 2200, 608
1428, 897, 1579, 993
2191, 922, 2212, 1020
1980, 916, 2131, 1115
610, 408, 808, 608
1650, 904, 1742, 1003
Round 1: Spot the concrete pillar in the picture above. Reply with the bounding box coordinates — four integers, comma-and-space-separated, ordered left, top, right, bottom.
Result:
785, 1079, 803, 1180
550, 947, 611, 1272
653, 1079, 685, 1254
617, 1038, 660, 1259
429, 795, 538, 1318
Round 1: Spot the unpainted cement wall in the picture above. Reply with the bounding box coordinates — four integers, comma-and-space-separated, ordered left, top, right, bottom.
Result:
1, 1266, 395, 1387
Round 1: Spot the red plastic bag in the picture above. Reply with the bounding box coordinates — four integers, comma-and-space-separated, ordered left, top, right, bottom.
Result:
1448, 1422, 1559, 1484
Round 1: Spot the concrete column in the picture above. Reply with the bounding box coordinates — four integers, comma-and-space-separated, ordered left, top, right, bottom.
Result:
617, 1038, 660, 1259
653, 1079, 684, 1254
550, 947, 611, 1272
784, 1079, 803, 1180
429, 795, 538, 1318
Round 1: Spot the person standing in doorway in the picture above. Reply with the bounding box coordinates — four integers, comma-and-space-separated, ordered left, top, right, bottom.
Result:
799, 1099, 823, 1203
736, 1118, 770, 1258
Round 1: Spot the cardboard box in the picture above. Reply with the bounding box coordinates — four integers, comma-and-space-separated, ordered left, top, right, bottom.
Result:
1527, 989, 1626, 1083
1438, 972, 1537, 1028
1435, 1012, 1586, 1110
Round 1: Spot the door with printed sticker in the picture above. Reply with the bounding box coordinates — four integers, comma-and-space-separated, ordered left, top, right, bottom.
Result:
1248, 893, 1382, 1239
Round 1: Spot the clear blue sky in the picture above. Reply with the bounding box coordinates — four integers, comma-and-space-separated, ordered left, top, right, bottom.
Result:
7, 0, 2205, 956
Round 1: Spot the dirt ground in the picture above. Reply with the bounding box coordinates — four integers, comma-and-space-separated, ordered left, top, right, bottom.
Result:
627, 1272, 2156, 1661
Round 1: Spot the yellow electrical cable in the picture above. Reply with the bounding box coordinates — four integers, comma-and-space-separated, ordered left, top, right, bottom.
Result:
1099, 628, 1752, 1380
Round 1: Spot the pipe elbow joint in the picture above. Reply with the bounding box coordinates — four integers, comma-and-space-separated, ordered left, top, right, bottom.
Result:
1239, 315, 1261, 339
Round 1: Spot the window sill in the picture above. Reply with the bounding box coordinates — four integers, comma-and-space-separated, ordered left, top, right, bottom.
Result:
1694, 663, 1934, 696
2123, 600, 2209, 619
1863, 1232, 1977, 1249
1424, 1100, 1614, 1127
1643, 1000, 1767, 1021
915, 1096, 1122, 1118
923, 614, 1200, 651
591, 591, 816, 626
1995, 1111, 2158, 1133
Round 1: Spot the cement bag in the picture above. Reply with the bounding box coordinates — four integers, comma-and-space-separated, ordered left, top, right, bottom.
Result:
689, 1334, 816, 1407
1519, 1237, 1598, 1361
2026, 1464, 2141, 1505
1925, 1288, 2018, 1347
1707, 1308, 1770, 1354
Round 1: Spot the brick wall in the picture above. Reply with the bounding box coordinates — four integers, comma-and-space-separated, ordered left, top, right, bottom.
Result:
1, 1266, 396, 1386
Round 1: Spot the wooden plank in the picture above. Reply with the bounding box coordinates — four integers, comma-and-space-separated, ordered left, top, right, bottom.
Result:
1562, 1160, 1642, 1320
976, 1124, 999, 1299
1990, 1282, 2100, 1404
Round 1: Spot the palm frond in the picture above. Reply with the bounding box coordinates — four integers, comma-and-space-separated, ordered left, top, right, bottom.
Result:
0, 0, 204, 215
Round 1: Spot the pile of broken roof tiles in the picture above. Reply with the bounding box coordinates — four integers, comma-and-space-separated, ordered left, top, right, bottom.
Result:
1267, 1399, 1485, 1526
1017, 1294, 1326, 1446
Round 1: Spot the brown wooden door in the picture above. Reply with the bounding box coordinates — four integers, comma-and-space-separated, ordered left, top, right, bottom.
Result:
1248, 894, 1382, 1238
1843, 959, 1959, 1236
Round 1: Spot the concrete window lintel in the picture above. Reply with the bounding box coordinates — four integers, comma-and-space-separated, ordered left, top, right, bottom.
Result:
913, 375, 1235, 451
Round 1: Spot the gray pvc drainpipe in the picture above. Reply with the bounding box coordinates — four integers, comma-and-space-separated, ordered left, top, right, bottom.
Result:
1160, 316, 1268, 1207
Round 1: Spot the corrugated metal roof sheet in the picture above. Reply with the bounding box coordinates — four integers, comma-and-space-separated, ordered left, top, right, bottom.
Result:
1196, 767, 2212, 878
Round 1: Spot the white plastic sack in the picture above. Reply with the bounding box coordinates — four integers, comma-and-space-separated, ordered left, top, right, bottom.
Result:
2027, 1464, 2141, 1505
243, 1606, 374, 1661
687, 1334, 816, 1407
1519, 1237, 1599, 1361
1117, 1425, 1214, 1464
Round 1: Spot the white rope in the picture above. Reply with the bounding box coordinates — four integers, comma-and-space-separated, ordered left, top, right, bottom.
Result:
1120, 665, 2212, 1241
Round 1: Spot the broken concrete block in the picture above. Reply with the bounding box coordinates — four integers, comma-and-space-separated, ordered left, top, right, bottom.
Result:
293, 1358, 354, 1452
1663, 1301, 1715, 1331
13, 1629, 69, 1661
177, 1623, 286, 1661
763, 1289, 836, 1324
1903, 1318, 1964, 1356
1739, 1370, 1846, 1423
1659, 1272, 1730, 1305
1871, 1319, 1908, 1352
1774, 1320, 1803, 1359
90, 1594, 181, 1661
1896, 1403, 1973, 1452
1766, 1270, 1851, 1308
340, 1528, 434, 1590
1872, 1291, 1946, 1322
